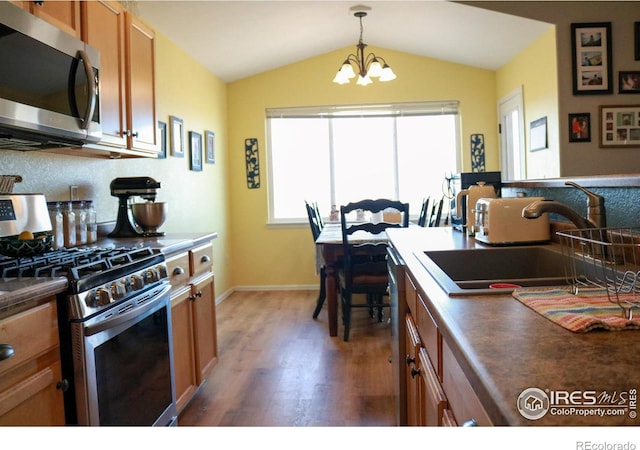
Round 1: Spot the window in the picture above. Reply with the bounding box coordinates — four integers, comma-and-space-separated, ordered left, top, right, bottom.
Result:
266, 102, 460, 224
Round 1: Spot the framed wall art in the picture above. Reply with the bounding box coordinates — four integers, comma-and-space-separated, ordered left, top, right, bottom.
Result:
571, 22, 612, 95
635, 22, 640, 61
245, 138, 260, 189
157, 121, 167, 158
189, 131, 203, 171
205, 130, 215, 164
568, 113, 591, 143
619, 71, 640, 94
599, 105, 640, 148
529, 116, 547, 151
169, 115, 185, 157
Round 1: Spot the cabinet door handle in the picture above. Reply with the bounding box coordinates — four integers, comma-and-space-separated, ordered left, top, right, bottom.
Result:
195, 291, 202, 298
173, 266, 185, 276
410, 367, 421, 379
200, 255, 211, 263
405, 355, 415, 366
0, 343, 15, 361
56, 379, 70, 392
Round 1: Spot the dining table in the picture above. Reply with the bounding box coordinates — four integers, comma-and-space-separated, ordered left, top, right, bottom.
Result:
315, 222, 396, 337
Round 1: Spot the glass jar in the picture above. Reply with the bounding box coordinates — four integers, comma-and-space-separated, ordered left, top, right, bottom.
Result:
72, 200, 87, 245
47, 201, 64, 249
62, 201, 76, 248
85, 200, 97, 244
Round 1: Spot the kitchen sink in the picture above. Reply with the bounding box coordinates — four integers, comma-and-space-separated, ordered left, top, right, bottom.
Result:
414, 245, 571, 296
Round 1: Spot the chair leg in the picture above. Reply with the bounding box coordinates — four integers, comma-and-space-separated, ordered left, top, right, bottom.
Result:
343, 292, 352, 341
312, 268, 327, 319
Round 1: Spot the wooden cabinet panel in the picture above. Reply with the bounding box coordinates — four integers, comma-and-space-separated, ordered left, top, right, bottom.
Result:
0, 302, 59, 377
170, 286, 197, 413
125, 12, 157, 154
418, 347, 446, 426
0, 299, 65, 425
31, 0, 81, 38
404, 272, 417, 314
166, 252, 190, 288
190, 244, 214, 278
191, 273, 217, 384
442, 339, 492, 426
82, 0, 127, 148
404, 314, 421, 426
416, 291, 441, 378
0, 360, 65, 425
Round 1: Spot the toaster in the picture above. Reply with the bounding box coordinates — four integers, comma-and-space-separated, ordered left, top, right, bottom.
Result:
473, 197, 550, 245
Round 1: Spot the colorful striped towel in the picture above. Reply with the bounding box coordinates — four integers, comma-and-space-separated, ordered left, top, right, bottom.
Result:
512, 287, 640, 332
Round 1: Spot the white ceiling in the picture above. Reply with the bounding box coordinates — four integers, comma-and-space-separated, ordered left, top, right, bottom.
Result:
135, 1, 553, 83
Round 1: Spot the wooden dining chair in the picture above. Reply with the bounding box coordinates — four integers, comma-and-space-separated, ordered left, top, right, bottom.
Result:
338, 198, 409, 341
417, 197, 430, 227
305, 201, 327, 319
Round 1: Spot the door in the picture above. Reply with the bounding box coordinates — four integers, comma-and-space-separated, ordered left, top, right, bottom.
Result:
498, 87, 525, 180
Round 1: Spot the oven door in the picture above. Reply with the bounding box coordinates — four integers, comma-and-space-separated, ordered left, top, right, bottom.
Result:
71, 283, 177, 426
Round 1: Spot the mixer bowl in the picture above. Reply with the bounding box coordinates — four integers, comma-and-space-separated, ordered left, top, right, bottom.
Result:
132, 202, 167, 233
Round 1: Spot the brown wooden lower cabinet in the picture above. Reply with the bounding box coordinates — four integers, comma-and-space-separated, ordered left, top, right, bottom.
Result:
167, 244, 218, 413
403, 271, 493, 427
0, 300, 66, 425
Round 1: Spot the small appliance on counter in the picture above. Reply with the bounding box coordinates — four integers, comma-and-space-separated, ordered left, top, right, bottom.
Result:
474, 197, 550, 245
450, 171, 502, 233
0, 193, 52, 238
108, 177, 167, 237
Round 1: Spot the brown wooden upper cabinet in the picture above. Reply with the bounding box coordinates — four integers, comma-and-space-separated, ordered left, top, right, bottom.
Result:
82, 1, 159, 157
10, 1, 82, 38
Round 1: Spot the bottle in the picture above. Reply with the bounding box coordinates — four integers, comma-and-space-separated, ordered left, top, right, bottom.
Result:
47, 201, 64, 249
72, 201, 87, 245
62, 201, 76, 248
85, 200, 97, 244
329, 205, 339, 222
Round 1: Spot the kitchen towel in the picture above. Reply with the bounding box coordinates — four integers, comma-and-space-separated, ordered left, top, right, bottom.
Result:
512, 287, 640, 332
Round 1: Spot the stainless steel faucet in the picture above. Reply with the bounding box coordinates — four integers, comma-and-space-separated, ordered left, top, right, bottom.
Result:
522, 181, 606, 229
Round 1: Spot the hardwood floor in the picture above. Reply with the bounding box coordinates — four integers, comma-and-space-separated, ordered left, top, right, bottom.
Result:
178, 290, 396, 426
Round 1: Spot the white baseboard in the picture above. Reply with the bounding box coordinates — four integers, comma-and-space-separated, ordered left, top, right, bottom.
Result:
215, 285, 317, 305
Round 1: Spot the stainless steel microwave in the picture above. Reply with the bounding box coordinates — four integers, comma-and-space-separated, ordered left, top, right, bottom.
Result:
0, 3, 101, 151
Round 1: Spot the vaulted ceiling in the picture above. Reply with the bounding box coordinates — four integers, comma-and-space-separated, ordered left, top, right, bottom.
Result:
135, 1, 552, 83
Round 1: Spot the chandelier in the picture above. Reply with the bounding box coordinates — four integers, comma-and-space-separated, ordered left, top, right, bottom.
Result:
333, 6, 396, 86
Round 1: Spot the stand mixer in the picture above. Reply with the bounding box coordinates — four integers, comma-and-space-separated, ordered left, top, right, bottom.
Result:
108, 177, 166, 237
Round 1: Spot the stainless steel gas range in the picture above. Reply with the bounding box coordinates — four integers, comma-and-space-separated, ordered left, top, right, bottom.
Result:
1, 245, 178, 426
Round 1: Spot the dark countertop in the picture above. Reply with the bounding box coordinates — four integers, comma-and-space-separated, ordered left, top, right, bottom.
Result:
0, 231, 217, 321
386, 226, 639, 426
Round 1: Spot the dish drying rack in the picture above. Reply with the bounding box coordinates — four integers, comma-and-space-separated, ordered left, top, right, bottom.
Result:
557, 227, 640, 319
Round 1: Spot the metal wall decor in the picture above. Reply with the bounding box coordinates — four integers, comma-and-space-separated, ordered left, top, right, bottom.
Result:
470, 134, 485, 172
245, 138, 260, 189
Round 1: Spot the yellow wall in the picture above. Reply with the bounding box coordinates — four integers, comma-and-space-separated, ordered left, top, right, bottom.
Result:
0, 29, 232, 299
227, 47, 497, 288
496, 26, 559, 179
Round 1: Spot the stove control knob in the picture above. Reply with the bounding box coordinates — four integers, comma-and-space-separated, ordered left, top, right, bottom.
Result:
146, 267, 161, 283
131, 274, 145, 290
157, 264, 168, 279
96, 287, 112, 306
111, 281, 127, 299
85, 291, 99, 308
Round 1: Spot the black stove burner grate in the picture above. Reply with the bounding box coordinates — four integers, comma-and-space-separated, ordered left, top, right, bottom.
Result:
0, 246, 161, 281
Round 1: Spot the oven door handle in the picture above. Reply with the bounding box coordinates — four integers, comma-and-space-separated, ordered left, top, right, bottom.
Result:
84, 283, 172, 336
